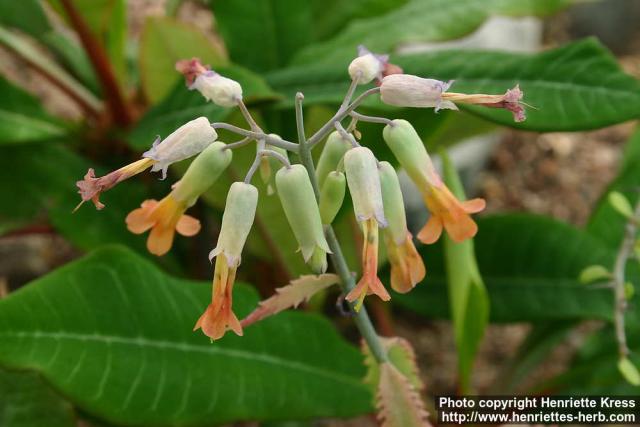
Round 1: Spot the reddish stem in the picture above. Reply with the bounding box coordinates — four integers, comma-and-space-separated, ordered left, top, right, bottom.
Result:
59, 0, 133, 127
0, 44, 101, 119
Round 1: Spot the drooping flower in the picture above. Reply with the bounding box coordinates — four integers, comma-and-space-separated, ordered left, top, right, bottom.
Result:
76, 158, 154, 210
319, 171, 346, 225
382, 120, 485, 244
343, 147, 390, 310
176, 57, 243, 107
126, 141, 232, 256
315, 131, 352, 189
276, 164, 331, 274
143, 116, 218, 179
348, 45, 389, 85
378, 161, 425, 293
195, 182, 258, 340
380, 74, 526, 122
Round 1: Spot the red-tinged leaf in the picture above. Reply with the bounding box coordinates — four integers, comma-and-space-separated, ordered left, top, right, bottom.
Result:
241, 274, 340, 327
377, 363, 432, 427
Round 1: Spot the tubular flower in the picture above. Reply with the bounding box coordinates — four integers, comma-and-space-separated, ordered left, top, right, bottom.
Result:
378, 161, 425, 293
195, 182, 258, 340
76, 158, 154, 210
441, 84, 526, 122
380, 74, 526, 122
343, 147, 390, 310
319, 171, 346, 225
315, 131, 352, 189
380, 74, 457, 111
276, 164, 331, 274
144, 116, 218, 179
126, 142, 232, 256
348, 45, 389, 84
383, 120, 485, 244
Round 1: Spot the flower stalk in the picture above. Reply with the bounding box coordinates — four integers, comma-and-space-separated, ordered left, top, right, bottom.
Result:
295, 92, 389, 364
612, 199, 640, 359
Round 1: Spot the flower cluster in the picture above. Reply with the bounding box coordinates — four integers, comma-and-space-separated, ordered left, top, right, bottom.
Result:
76, 46, 524, 341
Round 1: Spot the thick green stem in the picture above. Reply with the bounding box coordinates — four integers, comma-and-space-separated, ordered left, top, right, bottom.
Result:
295, 93, 388, 363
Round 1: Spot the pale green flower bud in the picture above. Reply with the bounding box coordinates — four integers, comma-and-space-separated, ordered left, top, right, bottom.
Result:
382, 119, 441, 189
308, 246, 329, 276
319, 171, 346, 225
315, 131, 351, 189
209, 182, 258, 266
378, 161, 407, 245
191, 71, 242, 107
144, 117, 218, 179
344, 147, 386, 226
172, 141, 232, 207
275, 164, 331, 270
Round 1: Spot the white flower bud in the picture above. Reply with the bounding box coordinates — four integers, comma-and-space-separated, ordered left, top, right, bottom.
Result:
143, 117, 217, 179
209, 182, 258, 267
191, 71, 243, 107
380, 74, 458, 111
348, 45, 387, 84
344, 147, 386, 227
349, 55, 382, 84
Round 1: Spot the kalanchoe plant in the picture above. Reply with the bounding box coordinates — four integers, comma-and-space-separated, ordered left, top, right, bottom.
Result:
75, 46, 525, 423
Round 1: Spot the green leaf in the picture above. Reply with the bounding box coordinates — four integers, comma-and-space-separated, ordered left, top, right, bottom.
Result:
0, 0, 51, 39
291, 0, 575, 65
49, 0, 128, 86
0, 367, 75, 427
269, 39, 640, 131
579, 265, 612, 284
213, 0, 314, 72
42, 32, 101, 95
0, 27, 103, 114
0, 246, 372, 425
393, 214, 615, 322
0, 76, 68, 144
441, 151, 488, 393
608, 191, 634, 218
310, 0, 409, 42
618, 357, 640, 386
139, 16, 228, 103
588, 128, 640, 249
129, 67, 279, 151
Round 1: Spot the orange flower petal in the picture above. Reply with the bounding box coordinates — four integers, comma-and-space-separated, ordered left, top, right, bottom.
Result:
176, 214, 201, 236
387, 233, 425, 293
443, 214, 478, 243
194, 257, 243, 340
461, 198, 486, 214
417, 216, 442, 244
147, 224, 175, 256
346, 218, 389, 311
125, 199, 158, 234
